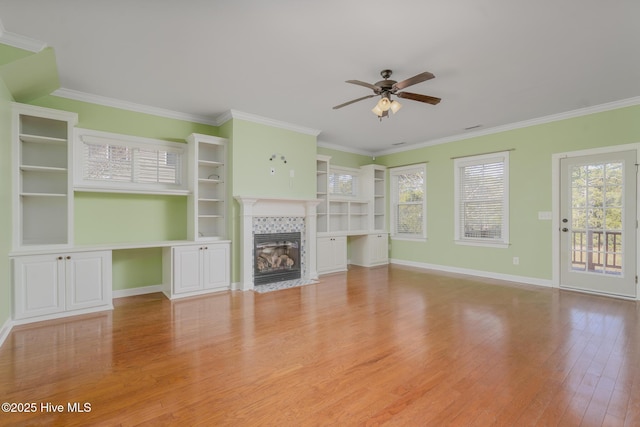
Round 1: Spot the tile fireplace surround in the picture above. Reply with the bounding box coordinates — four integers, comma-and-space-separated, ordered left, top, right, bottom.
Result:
235, 196, 320, 291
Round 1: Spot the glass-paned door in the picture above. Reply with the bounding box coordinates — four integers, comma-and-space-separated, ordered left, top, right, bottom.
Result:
560, 151, 636, 297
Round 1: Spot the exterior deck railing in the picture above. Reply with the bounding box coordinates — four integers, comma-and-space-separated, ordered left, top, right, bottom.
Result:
571, 230, 622, 272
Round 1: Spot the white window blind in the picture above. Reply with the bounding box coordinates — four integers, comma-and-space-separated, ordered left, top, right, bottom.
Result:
329, 168, 358, 197
83, 143, 180, 184
454, 152, 509, 246
390, 164, 426, 239
75, 129, 188, 194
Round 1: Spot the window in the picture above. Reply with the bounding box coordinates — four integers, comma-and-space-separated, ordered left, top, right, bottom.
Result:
454, 151, 509, 247
329, 167, 358, 197
74, 128, 188, 194
390, 164, 427, 240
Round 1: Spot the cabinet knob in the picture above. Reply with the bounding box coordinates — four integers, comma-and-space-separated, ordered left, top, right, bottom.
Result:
66, 256, 71, 260
204, 246, 208, 250
57, 256, 63, 260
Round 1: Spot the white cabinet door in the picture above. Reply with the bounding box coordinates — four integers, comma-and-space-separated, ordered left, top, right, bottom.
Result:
203, 243, 230, 289
371, 234, 389, 265
349, 233, 388, 267
13, 250, 112, 321
13, 255, 65, 320
173, 245, 203, 294
66, 251, 112, 311
333, 236, 348, 271
317, 237, 334, 273
169, 242, 231, 297
317, 236, 347, 274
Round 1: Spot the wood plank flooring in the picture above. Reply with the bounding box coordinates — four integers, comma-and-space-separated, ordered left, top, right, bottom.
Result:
1, 264, 640, 426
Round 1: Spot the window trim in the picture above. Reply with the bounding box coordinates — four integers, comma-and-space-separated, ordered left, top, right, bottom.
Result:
453, 151, 510, 248
389, 163, 427, 241
74, 128, 189, 195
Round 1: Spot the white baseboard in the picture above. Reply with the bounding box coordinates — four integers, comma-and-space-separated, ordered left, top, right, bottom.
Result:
389, 259, 554, 288
113, 284, 163, 299
0, 317, 13, 348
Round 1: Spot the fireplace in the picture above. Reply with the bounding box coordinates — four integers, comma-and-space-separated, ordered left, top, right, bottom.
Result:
254, 232, 301, 285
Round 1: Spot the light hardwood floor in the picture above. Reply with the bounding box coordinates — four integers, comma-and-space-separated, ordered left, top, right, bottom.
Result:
1, 264, 639, 426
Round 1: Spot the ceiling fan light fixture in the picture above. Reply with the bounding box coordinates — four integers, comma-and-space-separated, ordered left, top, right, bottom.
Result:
377, 97, 392, 112
390, 100, 402, 114
371, 104, 384, 116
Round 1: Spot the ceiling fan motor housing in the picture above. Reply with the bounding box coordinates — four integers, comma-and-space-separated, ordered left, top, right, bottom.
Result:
376, 69, 397, 93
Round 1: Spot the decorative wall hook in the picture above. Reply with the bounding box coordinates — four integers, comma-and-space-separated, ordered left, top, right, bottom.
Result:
269, 153, 287, 164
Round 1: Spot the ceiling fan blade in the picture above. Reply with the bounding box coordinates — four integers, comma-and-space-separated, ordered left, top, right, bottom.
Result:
332, 94, 376, 109
346, 80, 381, 92
392, 71, 435, 91
397, 91, 441, 105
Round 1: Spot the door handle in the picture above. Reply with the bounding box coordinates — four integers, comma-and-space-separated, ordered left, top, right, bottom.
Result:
562, 228, 569, 232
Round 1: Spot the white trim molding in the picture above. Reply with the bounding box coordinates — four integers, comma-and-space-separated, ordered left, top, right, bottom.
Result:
217, 110, 322, 136
390, 258, 553, 288
317, 140, 373, 157
113, 284, 164, 299
0, 19, 47, 52
53, 88, 219, 126
0, 318, 14, 349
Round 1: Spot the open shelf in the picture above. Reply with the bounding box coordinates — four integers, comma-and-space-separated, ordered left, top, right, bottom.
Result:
13, 104, 77, 250
187, 134, 228, 241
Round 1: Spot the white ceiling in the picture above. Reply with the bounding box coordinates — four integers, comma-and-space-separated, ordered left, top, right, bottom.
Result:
1, 0, 639, 155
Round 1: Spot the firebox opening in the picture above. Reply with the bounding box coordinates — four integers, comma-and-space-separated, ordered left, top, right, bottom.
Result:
254, 232, 301, 285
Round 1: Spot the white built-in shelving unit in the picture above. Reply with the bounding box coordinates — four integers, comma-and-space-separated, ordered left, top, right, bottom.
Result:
360, 164, 387, 232
316, 155, 330, 233
316, 156, 389, 274
187, 133, 228, 241
315, 156, 386, 236
9, 105, 232, 324
12, 103, 78, 250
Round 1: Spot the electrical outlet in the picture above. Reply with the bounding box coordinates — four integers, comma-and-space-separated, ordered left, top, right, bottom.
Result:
290, 169, 295, 178
513, 257, 519, 265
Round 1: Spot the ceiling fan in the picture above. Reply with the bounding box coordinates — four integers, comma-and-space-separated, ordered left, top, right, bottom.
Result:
333, 69, 441, 119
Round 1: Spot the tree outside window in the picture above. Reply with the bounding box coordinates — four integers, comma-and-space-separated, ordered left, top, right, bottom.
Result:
390, 164, 426, 240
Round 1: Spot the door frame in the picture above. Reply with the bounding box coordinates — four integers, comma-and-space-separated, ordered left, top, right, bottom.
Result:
552, 143, 640, 300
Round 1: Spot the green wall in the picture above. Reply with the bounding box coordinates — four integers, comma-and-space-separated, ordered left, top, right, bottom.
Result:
231, 119, 316, 198
74, 193, 188, 245
377, 105, 640, 280
317, 146, 374, 168
0, 77, 13, 330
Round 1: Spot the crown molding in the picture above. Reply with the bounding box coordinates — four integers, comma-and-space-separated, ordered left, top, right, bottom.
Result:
216, 109, 322, 137
0, 20, 47, 52
373, 96, 640, 156
317, 140, 373, 157
52, 88, 219, 126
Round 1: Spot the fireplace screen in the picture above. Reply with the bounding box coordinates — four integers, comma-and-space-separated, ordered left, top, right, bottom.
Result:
254, 232, 301, 285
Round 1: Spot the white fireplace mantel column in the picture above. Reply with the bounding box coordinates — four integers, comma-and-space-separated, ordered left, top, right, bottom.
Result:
235, 196, 320, 291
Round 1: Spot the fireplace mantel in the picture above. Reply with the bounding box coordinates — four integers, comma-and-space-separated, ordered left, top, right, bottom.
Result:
235, 196, 320, 290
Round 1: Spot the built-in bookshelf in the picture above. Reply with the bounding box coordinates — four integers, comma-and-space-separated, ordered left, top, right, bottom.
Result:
316, 156, 386, 235
316, 155, 330, 233
12, 103, 78, 250
187, 133, 228, 241
360, 164, 387, 232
